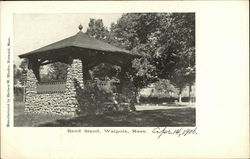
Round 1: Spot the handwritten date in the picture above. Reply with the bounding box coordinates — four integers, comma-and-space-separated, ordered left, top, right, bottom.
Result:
152, 127, 197, 138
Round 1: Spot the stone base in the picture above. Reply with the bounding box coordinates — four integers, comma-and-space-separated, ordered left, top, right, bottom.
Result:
24, 58, 136, 116
24, 59, 83, 116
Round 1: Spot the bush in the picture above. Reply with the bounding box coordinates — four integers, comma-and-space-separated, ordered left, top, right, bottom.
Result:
14, 87, 24, 102
74, 80, 113, 115
74, 79, 136, 115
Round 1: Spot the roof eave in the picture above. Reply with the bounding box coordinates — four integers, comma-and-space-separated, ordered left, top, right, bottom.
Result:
18, 46, 141, 59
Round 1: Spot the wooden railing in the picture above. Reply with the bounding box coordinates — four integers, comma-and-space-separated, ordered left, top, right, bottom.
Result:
36, 80, 120, 94
37, 81, 66, 93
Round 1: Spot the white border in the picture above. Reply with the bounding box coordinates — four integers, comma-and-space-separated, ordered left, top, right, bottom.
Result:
1, 1, 249, 159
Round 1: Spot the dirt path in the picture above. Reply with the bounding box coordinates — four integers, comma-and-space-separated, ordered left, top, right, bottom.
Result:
135, 104, 195, 111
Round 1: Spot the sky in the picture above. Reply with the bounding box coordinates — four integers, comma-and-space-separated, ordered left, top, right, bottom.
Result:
13, 13, 123, 65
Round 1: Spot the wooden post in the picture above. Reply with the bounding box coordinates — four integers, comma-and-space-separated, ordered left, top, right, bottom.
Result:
81, 58, 92, 80
29, 58, 40, 82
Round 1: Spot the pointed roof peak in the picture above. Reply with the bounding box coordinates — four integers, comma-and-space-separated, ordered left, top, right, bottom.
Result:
78, 24, 83, 31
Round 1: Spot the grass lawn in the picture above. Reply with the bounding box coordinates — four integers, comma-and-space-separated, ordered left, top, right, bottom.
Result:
14, 102, 195, 127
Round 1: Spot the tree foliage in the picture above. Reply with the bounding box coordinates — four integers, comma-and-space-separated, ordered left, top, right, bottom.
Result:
154, 79, 176, 95
40, 62, 68, 82
110, 13, 162, 89
86, 19, 109, 40
14, 59, 28, 85
14, 64, 22, 85
110, 13, 195, 101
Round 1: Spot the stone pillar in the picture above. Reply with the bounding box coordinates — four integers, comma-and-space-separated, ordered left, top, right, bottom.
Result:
65, 58, 84, 114
24, 68, 38, 113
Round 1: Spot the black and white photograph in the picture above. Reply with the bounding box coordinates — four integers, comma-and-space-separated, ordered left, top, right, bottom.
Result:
1, 1, 249, 159
13, 13, 196, 127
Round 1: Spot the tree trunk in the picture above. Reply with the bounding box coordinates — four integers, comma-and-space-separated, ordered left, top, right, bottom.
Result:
178, 88, 182, 103
136, 89, 140, 105
133, 87, 140, 104
178, 93, 182, 103
189, 83, 192, 105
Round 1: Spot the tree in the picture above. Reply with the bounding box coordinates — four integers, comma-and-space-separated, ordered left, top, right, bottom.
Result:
14, 64, 22, 85
19, 58, 28, 73
86, 18, 120, 47
148, 13, 195, 102
14, 59, 29, 101
154, 79, 177, 97
42, 62, 68, 82
130, 58, 157, 103
86, 19, 109, 40
177, 47, 195, 103
110, 14, 163, 102
111, 13, 165, 50
86, 13, 195, 103
14, 59, 28, 85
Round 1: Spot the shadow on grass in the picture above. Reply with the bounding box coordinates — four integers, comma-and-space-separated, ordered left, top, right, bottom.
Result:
39, 107, 195, 127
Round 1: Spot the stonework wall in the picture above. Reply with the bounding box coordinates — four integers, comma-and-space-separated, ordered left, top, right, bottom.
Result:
25, 58, 84, 115
25, 58, 136, 116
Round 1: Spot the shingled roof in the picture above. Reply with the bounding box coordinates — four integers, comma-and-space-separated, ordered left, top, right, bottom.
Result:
19, 28, 134, 59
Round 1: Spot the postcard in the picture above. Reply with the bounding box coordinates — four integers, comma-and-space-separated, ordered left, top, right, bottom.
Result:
1, 1, 249, 159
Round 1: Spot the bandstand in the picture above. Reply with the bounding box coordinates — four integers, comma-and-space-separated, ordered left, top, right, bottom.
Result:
19, 25, 139, 115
